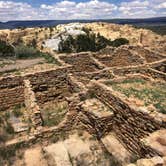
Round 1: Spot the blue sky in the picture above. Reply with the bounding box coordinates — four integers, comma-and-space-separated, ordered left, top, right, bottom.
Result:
11, 0, 127, 6
0, 0, 166, 21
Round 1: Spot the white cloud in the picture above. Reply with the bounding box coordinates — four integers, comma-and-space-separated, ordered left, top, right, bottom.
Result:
118, 0, 166, 18
40, 0, 117, 19
0, 1, 45, 21
155, 2, 166, 9
0, 0, 165, 21
119, 0, 150, 18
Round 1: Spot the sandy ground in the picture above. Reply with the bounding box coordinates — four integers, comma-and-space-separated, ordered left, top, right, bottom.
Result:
0, 58, 44, 73
24, 146, 48, 166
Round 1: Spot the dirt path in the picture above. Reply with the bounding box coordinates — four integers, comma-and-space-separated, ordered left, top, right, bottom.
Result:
0, 58, 44, 73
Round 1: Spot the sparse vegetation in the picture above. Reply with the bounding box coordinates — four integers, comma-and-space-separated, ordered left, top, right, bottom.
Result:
0, 111, 15, 143
106, 78, 166, 114
0, 22, 165, 166
29, 39, 37, 48
15, 45, 40, 59
42, 101, 68, 127
13, 104, 24, 117
14, 44, 61, 65
41, 52, 61, 65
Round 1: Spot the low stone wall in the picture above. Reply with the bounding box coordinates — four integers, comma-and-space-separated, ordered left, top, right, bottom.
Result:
78, 109, 114, 137
129, 46, 165, 63
60, 53, 102, 72
0, 76, 24, 110
152, 60, 166, 73
86, 82, 165, 158
94, 48, 144, 67
24, 80, 43, 129
0, 96, 82, 155
112, 65, 146, 76
141, 68, 166, 81
73, 69, 114, 84
112, 65, 166, 80
0, 76, 23, 89
25, 67, 77, 105
0, 67, 78, 110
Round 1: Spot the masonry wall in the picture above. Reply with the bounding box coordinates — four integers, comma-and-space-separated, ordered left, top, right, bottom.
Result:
87, 82, 165, 158
25, 67, 77, 104
60, 53, 103, 72
0, 67, 77, 110
0, 76, 24, 110
24, 80, 43, 128
94, 49, 144, 67
113, 66, 166, 80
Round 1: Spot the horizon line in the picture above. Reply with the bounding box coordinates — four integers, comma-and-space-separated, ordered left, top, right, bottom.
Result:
1, 16, 166, 23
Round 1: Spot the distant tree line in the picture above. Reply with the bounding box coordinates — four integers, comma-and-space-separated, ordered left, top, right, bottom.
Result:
58, 29, 129, 53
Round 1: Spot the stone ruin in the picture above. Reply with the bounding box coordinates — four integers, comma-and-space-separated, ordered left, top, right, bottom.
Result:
0, 46, 166, 165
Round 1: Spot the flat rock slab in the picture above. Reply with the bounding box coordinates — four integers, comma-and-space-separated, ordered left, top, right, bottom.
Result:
44, 142, 72, 166
64, 134, 91, 158
82, 98, 113, 118
144, 129, 166, 156
44, 134, 104, 166
101, 132, 131, 164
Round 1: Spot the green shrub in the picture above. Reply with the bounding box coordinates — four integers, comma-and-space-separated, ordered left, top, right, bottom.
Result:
0, 40, 15, 57
110, 38, 129, 47
81, 27, 92, 34
58, 35, 74, 53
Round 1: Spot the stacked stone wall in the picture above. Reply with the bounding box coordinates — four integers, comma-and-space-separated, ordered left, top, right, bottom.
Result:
141, 68, 166, 81
0, 76, 24, 110
73, 69, 114, 84
112, 66, 166, 80
60, 53, 102, 72
151, 60, 166, 73
0, 67, 78, 110
129, 46, 165, 63
94, 48, 144, 67
25, 67, 77, 104
24, 80, 43, 128
86, 82, 166, 158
